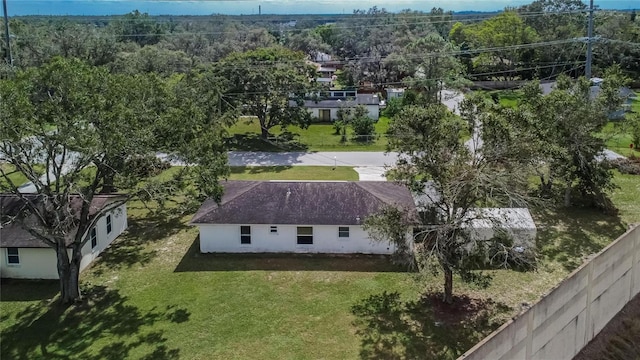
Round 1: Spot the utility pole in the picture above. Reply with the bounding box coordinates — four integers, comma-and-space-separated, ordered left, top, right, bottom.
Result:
585, 0, 594, 79
2, 0, 11, 66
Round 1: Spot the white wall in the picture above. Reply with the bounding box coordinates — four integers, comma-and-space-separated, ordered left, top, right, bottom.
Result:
199, 224, 395, 254
0, 204, 128, 279
1, 247, 60, 279
79, 204, 129, 271
307, 105, 380, 121
459, 224, 640, 360
308, 107, 339, 121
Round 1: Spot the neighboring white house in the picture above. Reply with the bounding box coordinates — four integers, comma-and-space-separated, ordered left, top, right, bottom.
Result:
296, 93, 381, 121
191, 181, 416, 254
540, 79, 637, 119
386, 88, 405, 100
413, 181, 537, 250
0, 195, 128, 279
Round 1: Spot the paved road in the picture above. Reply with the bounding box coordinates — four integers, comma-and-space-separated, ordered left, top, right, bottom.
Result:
441, 90, 464, 115
227, 151, 400, 167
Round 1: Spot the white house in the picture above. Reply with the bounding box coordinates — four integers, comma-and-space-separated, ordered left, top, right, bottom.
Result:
191, 181, 416, 254
386, 88, 405, 100
298, 93, 381, 121
413, 181, 537, 250
0, 194, 128, 279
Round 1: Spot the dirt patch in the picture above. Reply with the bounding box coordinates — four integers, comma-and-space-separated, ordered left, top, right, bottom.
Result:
573, 293, 640, 360
419, 293, 511, 325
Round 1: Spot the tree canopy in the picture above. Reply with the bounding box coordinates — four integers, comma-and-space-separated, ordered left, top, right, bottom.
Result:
214, 47, 316, 138
0, 57, 228, 302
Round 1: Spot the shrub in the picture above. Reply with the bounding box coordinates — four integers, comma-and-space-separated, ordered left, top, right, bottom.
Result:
383, 97, 404, 118
125, 156, 171, 177
351, 116, 376, 141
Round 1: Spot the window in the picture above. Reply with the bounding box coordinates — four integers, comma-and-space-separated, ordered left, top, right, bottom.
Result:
297, 227, 313, 245
90, 228, 97, 249
270, 226, 278, 234
338, 226, 350, 238
7, 248, 19, 265
240, 226, 251, 244
106, 214, 112, 234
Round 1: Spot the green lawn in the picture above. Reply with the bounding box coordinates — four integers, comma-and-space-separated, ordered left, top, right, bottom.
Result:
229, 166, 358, 181
1, 173, 639, 359
600, 121, 639, 157
0, 163, 44, 189
226, 117, 391, 152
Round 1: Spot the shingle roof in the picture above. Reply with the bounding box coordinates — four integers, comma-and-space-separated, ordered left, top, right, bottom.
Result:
299, 94, 380, 108
190, 181, 416, 226
0, 194, 125, 248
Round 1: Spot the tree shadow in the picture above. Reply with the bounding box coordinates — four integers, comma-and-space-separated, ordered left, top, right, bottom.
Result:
0, 284, 187, 360
230, 165, 293, 175
90, 212, 190, 277
224, 133, 308, 152
533, 207, 627, 271
0, 279, 59, 302
174, 236, 406, 273
351, 291, 511, 360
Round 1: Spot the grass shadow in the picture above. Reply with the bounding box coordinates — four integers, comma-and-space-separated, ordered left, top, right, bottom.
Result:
351, 291, 512, 359
0, 284, 186, 360
174, 236, 407, 272
90, 212, 190, 277
0, 279, 59, 302
533, 206, 627, 271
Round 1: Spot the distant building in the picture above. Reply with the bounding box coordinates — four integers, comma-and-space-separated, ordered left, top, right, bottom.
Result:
540, 79, 637, 119
386, 88, 405, 100
293, 91, 381, 121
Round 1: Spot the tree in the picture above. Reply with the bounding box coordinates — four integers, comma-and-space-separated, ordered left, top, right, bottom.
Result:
388, 33, 468, 105
365, 97, 535, 304
458, 12, 539, 81
513, 74, 625, 210
110, 10, 165, 46
215, 47, 316, 139
0, 58, 227, 303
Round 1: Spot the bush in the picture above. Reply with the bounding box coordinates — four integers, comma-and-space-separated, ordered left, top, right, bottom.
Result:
125, 156, 171, 177
332, 120, 344, 135
351, 116, 376, 141
383, 97, 404, 118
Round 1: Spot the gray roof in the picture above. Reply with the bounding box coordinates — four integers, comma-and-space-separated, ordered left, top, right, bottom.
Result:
0, 194, 124, 248
300, 94, 380, 108
190, 181, 416, 226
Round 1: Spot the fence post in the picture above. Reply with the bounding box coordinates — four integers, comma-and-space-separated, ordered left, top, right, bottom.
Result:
584, 261, 595, 345
631, 227, 639, 301
525, 309, 534, 359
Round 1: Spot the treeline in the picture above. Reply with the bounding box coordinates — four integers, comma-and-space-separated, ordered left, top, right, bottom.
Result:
1, 0, 639, 83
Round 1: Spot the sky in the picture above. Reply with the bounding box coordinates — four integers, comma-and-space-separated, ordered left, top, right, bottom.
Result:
5, 0, 638, 16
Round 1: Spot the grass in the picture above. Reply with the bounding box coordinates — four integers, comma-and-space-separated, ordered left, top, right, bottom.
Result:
1, 173, 639, 359
599, 122, 637, 156
229, 166, 359, 181
0, 163, 44, 189
225, 117, 391, 152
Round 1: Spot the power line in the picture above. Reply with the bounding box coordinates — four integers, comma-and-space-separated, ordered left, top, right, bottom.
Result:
7, 9, 597, 41
29, 8, 594, 25
220, 60, 587, 97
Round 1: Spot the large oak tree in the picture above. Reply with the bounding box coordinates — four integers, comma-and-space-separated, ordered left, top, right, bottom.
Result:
0, 57, 228, 303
